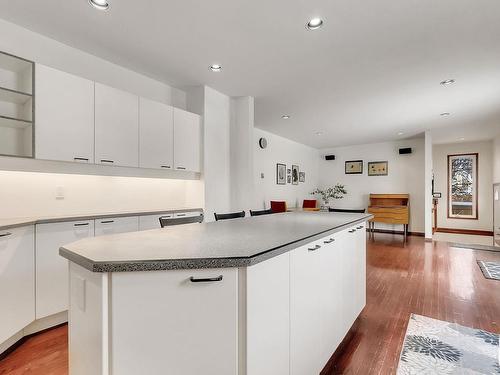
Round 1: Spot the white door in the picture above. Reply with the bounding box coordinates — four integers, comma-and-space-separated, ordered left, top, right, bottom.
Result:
95, 83, 139, 167
35, 64, 94, 163
0, 226, 35, 343
290, 239, 324, 375
36, 221, 94, 319
139, 97, 174, 170
110, 268, 238, 375
94, 216, 139, 237
173, 107, 201, 172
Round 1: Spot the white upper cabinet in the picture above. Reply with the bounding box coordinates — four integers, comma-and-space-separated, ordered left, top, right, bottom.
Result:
139, 97, 174, 170
95, 83, 139, 167
173, 107, 201, 173
35, 64, 94, 163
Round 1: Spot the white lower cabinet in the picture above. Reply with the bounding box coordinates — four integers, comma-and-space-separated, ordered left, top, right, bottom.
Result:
94, 216, 138, 236
138, 214, 166, 231
109, 268, 238, 375
0, 226, 35, 343
35, 221, 94, 319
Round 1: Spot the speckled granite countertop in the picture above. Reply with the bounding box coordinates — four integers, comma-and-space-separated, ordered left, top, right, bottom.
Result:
0, 208, 203, 231
60, 211, 372, 272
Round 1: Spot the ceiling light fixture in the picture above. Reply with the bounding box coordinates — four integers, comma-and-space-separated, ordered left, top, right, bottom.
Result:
459, 137, 465, 141
306, 17, 324, 30
89, 0, 109, 10
281, 115, 290, 120
398, 132, 404, 136
440, 112, 451, 116
440, 79, 455, 85
209, 64, 222, 72
315, 131, 323, 136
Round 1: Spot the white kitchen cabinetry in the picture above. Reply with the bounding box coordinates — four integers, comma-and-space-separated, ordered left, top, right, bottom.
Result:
35, 64, 94, 163
94, 216, 139, 237
139, 97, 174, 170
109, 268, 238, 375
138, 214, 167, 231
95, 83, 139, 167
35, 220, 94, 319
0, 226, 35, 343
173, 107, 201, 173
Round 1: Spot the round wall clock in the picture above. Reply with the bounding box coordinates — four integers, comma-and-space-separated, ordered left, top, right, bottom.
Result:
259, 137, 268, 149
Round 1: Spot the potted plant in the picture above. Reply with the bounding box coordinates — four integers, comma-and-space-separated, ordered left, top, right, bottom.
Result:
310, 184, 347, 208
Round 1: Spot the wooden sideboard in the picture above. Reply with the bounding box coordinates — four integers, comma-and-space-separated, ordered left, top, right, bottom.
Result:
368, 194, 410, 238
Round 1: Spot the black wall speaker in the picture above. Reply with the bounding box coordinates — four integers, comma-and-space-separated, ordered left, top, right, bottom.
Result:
399, 147, 412, 155
325, 155, 336, 160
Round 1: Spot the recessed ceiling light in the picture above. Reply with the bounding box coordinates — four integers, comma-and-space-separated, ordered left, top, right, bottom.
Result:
89, 0, 109, 10
281, 115, 290, 120
306, 17, 324, 30
440, 79, 455, 85
440, 112, 451, 116
315, 131, 323, 136
209, 64, 222, 72
398, 132, 404, 136
459, 137, 465, 141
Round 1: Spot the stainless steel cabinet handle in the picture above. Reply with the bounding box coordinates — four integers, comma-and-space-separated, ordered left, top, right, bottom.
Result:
74, 223, 89, 227
323, 238, 335, 244
101, 220, 114, 224
101, 159, 114, 163
189, 275, 223, 283
357, 226, 364, 229
176, 213, 186, 217
161, 165, 171, 169
349, 229, 356, 233
308, 244, 321, 251
176, 166, 186, 170
0, 232, 12, 238
74, 157, 89, 161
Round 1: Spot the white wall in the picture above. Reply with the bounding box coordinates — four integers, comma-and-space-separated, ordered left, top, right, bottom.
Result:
424, 131, 433, 239
494, 135, 500, 184
253, 129, 320, 209
318, 138, 425, 233
433, 140, 493, 231
0, 18, 207, 219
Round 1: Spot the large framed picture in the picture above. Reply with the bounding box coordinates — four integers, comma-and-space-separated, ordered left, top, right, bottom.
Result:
292, 165, 299, 185
276, 163, 286, 185
345, 160, 363, 174
368, 161, 388, 176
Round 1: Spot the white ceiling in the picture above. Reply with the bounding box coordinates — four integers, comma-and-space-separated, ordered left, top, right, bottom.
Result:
1, 0, 500, 148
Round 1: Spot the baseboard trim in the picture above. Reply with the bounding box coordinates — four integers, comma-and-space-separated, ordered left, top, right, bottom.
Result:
0, 311, 68, 358
435, 228, 493, 237
370, 229, 424, 237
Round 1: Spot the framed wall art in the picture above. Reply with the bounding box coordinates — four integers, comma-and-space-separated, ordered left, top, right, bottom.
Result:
368, 161, 388, 176
345, 160, 363, 174
276, 163, 286, 185
292, 165, 299, 185
299, 172, 305, 182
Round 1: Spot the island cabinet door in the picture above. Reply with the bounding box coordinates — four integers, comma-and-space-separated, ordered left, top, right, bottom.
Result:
110, 268, 238, 375
36, 220, 94, 319
0, 226, 35, 344
290, 239, 324, 375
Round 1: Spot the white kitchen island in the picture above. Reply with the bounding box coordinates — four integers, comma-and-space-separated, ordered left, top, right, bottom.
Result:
60, 211, 371, 375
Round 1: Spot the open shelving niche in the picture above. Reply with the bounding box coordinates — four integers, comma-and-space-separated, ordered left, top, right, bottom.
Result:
0, 51, 34, 158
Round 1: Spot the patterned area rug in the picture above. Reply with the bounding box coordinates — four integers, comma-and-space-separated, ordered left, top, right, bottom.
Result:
397, 314, 500, 374
478, 261, 500, 281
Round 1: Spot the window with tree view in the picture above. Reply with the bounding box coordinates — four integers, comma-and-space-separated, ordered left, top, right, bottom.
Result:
448, 153, 478, 219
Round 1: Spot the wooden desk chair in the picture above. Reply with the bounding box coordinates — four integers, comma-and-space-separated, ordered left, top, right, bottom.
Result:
250, 208, 273, 217
214, 210, 246, 221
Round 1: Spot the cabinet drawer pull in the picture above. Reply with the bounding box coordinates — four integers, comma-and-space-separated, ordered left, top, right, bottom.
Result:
349, 229, 356, 233
323, 238, 335, 244
176, 213, 186, 217
101, 220, 114, 224
356, 226, 364, 229
0, 232, 12, 238
161, 165, 171, 169
189, 275, 223, 283
101, 159, 114, 163
74, 157, 89, 161
74, 223, 89, 227
308, 244, 321, 251
176, 166, 186, 170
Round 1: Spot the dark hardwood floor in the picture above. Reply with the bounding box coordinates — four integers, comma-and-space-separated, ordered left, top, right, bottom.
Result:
1, 234, 499, 375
